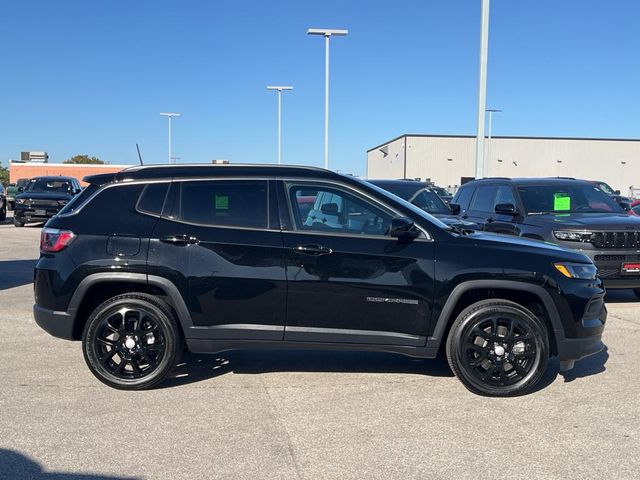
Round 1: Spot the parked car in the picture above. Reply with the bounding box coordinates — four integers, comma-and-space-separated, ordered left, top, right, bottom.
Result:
34, 165, 606, 396
587, 180, 630, 209
6, 178, 30, 211
13, 176, 83, 227
368, 179, 479, 230
0, 183, 6, 221
629, 199, 640, 216
451, 177, 640, 297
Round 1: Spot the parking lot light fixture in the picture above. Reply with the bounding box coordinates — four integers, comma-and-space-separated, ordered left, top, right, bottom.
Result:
307, 28, 348, 170
267, 86, 294, 165
160, 112, 181, 164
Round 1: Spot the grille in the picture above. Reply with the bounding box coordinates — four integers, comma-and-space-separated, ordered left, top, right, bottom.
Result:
591, 231, 640, 249
597, 268, 620, 279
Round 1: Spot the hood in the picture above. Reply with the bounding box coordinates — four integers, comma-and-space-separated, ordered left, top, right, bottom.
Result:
434, 215, 481, 230
463, 231, 589, 263
527, 212, 640, 231
15, 191, 73, 201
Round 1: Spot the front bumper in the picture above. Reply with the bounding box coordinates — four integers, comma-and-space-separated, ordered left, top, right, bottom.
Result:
14, 205, 61, 223
33, 304, 75, 340
556, 295, 606, 363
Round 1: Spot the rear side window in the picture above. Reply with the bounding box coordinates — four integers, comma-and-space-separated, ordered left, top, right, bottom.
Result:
136, 183, 169, 216
58, 184, 99, 215
452, 186, 474, 211
177, 180, 268, 228
470, 185, 497, 212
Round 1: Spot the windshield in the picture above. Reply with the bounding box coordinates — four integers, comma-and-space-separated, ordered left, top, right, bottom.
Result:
518, 184, 624, 214
430, 186, 451, 197
359, 179, 451, 231
594, 181, 615, 195
25, 178, 73, 194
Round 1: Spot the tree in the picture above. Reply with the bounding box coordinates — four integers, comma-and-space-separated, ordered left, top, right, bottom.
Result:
63, 155, 105, 165
0, 166, 9, 187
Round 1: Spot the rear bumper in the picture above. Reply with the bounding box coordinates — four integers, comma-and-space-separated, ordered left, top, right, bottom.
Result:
33, 304, 75, 340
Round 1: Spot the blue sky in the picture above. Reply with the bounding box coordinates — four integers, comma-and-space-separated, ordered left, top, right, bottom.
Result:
1, 0, 639, 175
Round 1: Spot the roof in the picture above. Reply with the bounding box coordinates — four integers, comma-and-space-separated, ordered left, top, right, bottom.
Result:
29, 175, 78, 181
84, 163, 343, 185
367, 133, 640, 153
368, 179, 429, 187
459, 177, 593, 187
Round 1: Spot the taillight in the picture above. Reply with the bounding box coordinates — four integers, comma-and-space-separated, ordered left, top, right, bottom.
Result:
40, 228, 75, 252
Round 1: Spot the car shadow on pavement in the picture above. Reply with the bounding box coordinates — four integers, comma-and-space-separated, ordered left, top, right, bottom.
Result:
0, 449, 141, 479
559, 345, 609, 383
161, 349, 455, 388
0, 259, 38, 290
604, 289, 638, 303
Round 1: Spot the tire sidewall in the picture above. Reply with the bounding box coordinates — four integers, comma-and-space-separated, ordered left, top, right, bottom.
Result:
448, 301, 549, 397
82, 295, 179, 390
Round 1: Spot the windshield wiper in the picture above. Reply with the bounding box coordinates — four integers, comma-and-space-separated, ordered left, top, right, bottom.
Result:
446, 224, 471, 236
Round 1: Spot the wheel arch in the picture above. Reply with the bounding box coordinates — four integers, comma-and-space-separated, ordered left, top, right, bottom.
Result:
427, 280, 564, 356
68, 273, 193, 340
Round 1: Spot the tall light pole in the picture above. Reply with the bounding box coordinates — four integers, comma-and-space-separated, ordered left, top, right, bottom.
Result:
160, 112, 181, 164
485, 108, 501, 176
307, 28, 348, 170
266, 86, 293, 164
474, 0, 491, 179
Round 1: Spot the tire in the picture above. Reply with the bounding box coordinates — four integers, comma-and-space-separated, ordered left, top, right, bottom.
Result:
8, 201, 14, 212
633, 289, 640, 300
0, 203, 6, 221
13, 217, 24, 227
446, 299, 549, 397
82, 293, 182, 390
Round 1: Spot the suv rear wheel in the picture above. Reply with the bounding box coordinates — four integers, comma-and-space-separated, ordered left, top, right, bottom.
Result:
82, 293, 182, 390
446, 299, 549, 397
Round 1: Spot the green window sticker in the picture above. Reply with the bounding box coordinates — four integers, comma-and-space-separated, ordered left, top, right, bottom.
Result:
553, 192, 571, 211
215, 195, 229, 210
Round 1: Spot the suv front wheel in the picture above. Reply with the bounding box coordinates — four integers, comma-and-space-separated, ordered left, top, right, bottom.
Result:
82, 293, 182, 390
446, 299, 549, 396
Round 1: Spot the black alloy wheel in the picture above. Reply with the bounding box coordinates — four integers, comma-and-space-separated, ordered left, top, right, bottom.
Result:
447, 299, 549, 396
82, 293, 181, 390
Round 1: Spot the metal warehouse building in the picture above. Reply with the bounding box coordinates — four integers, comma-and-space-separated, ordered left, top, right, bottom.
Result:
366, 134, 640, 196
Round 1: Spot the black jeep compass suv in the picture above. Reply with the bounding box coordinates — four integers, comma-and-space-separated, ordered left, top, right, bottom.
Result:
451, 177, 640, 297
34, 165, 606, 396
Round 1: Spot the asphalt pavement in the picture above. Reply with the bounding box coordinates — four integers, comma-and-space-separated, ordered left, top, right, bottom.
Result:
0, 212, 638, 479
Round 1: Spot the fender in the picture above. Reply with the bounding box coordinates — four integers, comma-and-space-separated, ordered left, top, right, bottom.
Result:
67, 272, 195, 333
425, 279, 566, 351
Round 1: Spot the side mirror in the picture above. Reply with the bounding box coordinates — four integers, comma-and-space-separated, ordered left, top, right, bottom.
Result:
320, 203, 339, 215
615, 190, 621, 195
618, 201, 630, 211
449, 203, 461, 215
495, 203, 518, 216
389, 216, 420, 241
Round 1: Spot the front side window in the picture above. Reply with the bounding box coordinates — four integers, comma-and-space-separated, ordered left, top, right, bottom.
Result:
289, 184, 392, 236
452, 186, 474, 210
177, 180, 268, 228
517, 184, 624, 214
470, 185, 498, 212
494, 185, 517, 207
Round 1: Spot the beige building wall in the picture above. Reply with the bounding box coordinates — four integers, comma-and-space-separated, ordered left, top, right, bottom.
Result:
367, 135, 640, 196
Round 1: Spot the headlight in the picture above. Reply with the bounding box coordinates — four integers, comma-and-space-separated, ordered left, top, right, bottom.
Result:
16, 198, 26, 204
553, 230, 593, 242
554, 262, 598, 280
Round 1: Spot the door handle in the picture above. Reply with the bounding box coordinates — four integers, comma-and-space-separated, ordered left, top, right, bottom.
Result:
160, 235, 199, 245
292, 244, 333, 256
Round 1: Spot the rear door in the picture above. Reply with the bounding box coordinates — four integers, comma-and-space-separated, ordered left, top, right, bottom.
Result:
148, 178, 287, 341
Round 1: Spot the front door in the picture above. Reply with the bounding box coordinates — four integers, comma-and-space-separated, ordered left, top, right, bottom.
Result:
149, 179, 287, 341
279, 181, 435, 346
